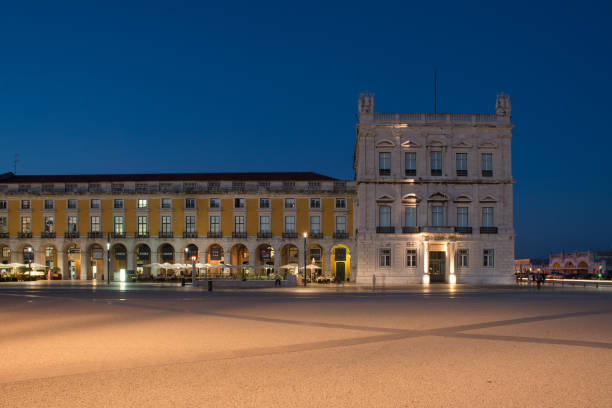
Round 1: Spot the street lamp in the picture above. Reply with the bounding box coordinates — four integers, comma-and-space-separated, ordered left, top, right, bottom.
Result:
106, 238, 110, 286
25, 247, 33, 280
303, 232, 308, 287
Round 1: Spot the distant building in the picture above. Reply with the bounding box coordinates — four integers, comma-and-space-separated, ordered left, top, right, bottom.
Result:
514, 258, 547, 274
548, 249, 612, 276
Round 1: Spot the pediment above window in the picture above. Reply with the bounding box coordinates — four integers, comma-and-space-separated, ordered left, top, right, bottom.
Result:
479, 195, 498, 203
402, 193, 421, 203
427, 192, 448, 201
453, 195, 473, 203
426, 140, 447, 148
478, 141, 498, 149
452, 140, 473, 149
400, 139, 421, 148
376, 194, 395, 203
376, 139, 396, 148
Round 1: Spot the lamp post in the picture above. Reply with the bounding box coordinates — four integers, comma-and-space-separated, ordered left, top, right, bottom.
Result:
106, 237, 110, 286
303, 232, 308, 287
25, 247, 33, 280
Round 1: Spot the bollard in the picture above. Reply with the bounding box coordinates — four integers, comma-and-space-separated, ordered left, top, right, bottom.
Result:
208, 280, 213, 292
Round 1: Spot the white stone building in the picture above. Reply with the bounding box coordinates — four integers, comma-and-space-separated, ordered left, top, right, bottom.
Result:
353, 92, 515, 285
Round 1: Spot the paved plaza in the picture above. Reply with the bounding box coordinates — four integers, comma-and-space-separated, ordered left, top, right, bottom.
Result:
1, 282, 611, 407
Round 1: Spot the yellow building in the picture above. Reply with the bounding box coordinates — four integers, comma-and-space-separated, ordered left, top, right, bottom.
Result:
0, 172, 355, 282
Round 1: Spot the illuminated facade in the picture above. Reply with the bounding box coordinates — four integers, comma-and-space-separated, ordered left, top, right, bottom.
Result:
0, 173, 355, 282
353, 92, 515, 284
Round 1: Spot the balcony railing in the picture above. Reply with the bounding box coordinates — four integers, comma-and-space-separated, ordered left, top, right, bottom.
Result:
405, 169, 416, 177
207, 231, 222, 238
333, 231, 348, 239
371, 112, 499, 124
0, 232, 8, 238
183, 232, 198, 238
456, 169, 468, 177
282, 232, 297, 239
135, 232, 149, 238
480, 227, 498, 234
402, 226, 420, 234
482, 170, 493, 177
111, 232, 126, 239
159, 232, 174, 238
18, 232, 33, 238
232, 232, 247, 239
379, 169, 391, 176
257, 232, 272, 239
42, 231, 57, 238
376, 226, 395, 234
309, 232, 323, 239
420, 226, 454, 233
431, 169, 442, 176
455, 227, 473, 234
64, 232, 79, 239
87, 232, 102, 238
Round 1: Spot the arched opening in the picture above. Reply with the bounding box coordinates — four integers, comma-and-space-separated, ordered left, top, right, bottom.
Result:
578, 261, 589, 274
255, 244, 275, 279
183, 244, 198, 278
206, 244, 225, 278
308, 244, 324, 282
281, 244, 299, 279
231, 244, 249, 279
89, 244, 103, 281
331, 244, 350, 283
0, 245, 11, 280
552, 262, 561, 270
45, 245, 59, 280
135, 244, 152, 280
111, 244, 127, 280
65, 244, 81, 280
158, 243, 175, 279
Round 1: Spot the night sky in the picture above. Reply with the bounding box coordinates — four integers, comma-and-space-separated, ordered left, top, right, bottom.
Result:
1, 1, 611, 258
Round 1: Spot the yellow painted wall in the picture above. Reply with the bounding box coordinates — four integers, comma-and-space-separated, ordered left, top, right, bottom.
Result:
124, 199, 136, 235
55, 200, 66, 235
321, 198, 334, 236
246, 198, 257, 236
8, 200, 19, 235
101, 199, 113, 233
221, 199, 232, 236
149, 199, 160, 235
271, 198, 283, 236
172, 199, 183, 235
78, 200, 89, 234
296, 198, 308, 236
197, 199, 208, 234
31, 200, 42, 236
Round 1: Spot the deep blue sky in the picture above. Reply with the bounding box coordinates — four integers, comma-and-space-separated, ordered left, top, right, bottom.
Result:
1, 1, 611, 258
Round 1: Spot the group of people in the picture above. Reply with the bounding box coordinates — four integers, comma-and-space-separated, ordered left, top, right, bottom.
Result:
516, 272, 546, 289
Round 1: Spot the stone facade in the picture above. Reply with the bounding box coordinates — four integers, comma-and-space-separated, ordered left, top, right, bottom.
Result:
353, 93, 515, 285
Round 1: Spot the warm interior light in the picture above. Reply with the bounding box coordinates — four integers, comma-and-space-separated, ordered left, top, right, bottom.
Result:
449, 274, 457, 284
106, 243, 110, 250
423, 274, 430, 285
119, 268, 126, 282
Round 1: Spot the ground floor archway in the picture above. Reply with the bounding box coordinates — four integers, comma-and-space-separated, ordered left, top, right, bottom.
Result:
331, 244, 350, 282
66, 244, 81, 280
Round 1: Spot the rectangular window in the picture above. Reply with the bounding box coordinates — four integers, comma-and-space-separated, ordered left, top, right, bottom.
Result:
405, 152, 416, 176
335, 215, 346, 232
67, 216, 78, 233
44, 216, 54, 232
406, 249, 417, 267
457, 207, 469, 227
310, 198, 321, 209
21, 200, 31, 210
379, 152, 391, 175
44, 199, 54, 210
284, 198, 296, 208
284, 216, 295, 232
111, 183, 124, 193
43, 184, 54, 193
209, 216, 220, 233
67, 199, 77, 209
137, 199, 148, 209
234, 198, 245, 208
379, 248, 391, 267
185, 216, 196, 233
137, 216, 148, 234
161, 216, 172, 233
259, 198, 270, 208
482, 207, 494, 227
64, 183, 76, 192
0, 216, 7, 230
21, 216, 31, 233
161, 198, 172, 209
310, 215, 321, 233
210, 198, 220, 209
335, 198, 346, 209
113, 199, 124, 209
379, 206, 391, 227
90, 199, 101, 209
0, 200, 7, 209
457, 249, 469, 267
405, 207, 417, 227
185, 198, 196, 209
90, 216, 100, 233
431, 151, 442, 176
259, 216, 270, 233
482, 153, 493, 176
114, 216, 124, 234
432, 206, 444, 227
456, 153, 468, 176
135, 183, 148, 193
483, 249, 495, 267
88, 183, 100, 192
234, 216, 245, 233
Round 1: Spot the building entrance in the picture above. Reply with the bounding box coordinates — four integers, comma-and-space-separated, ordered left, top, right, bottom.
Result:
429, 251, 446, 282
335, 262, 345, 282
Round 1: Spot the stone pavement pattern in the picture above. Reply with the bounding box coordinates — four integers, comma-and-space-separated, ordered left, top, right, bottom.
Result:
0, 283, 611, 407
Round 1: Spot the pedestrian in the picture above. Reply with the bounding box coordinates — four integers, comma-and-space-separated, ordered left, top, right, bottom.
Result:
372, 274, 376, 291
536, 273, 542, 290
274, 273, 281, 286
